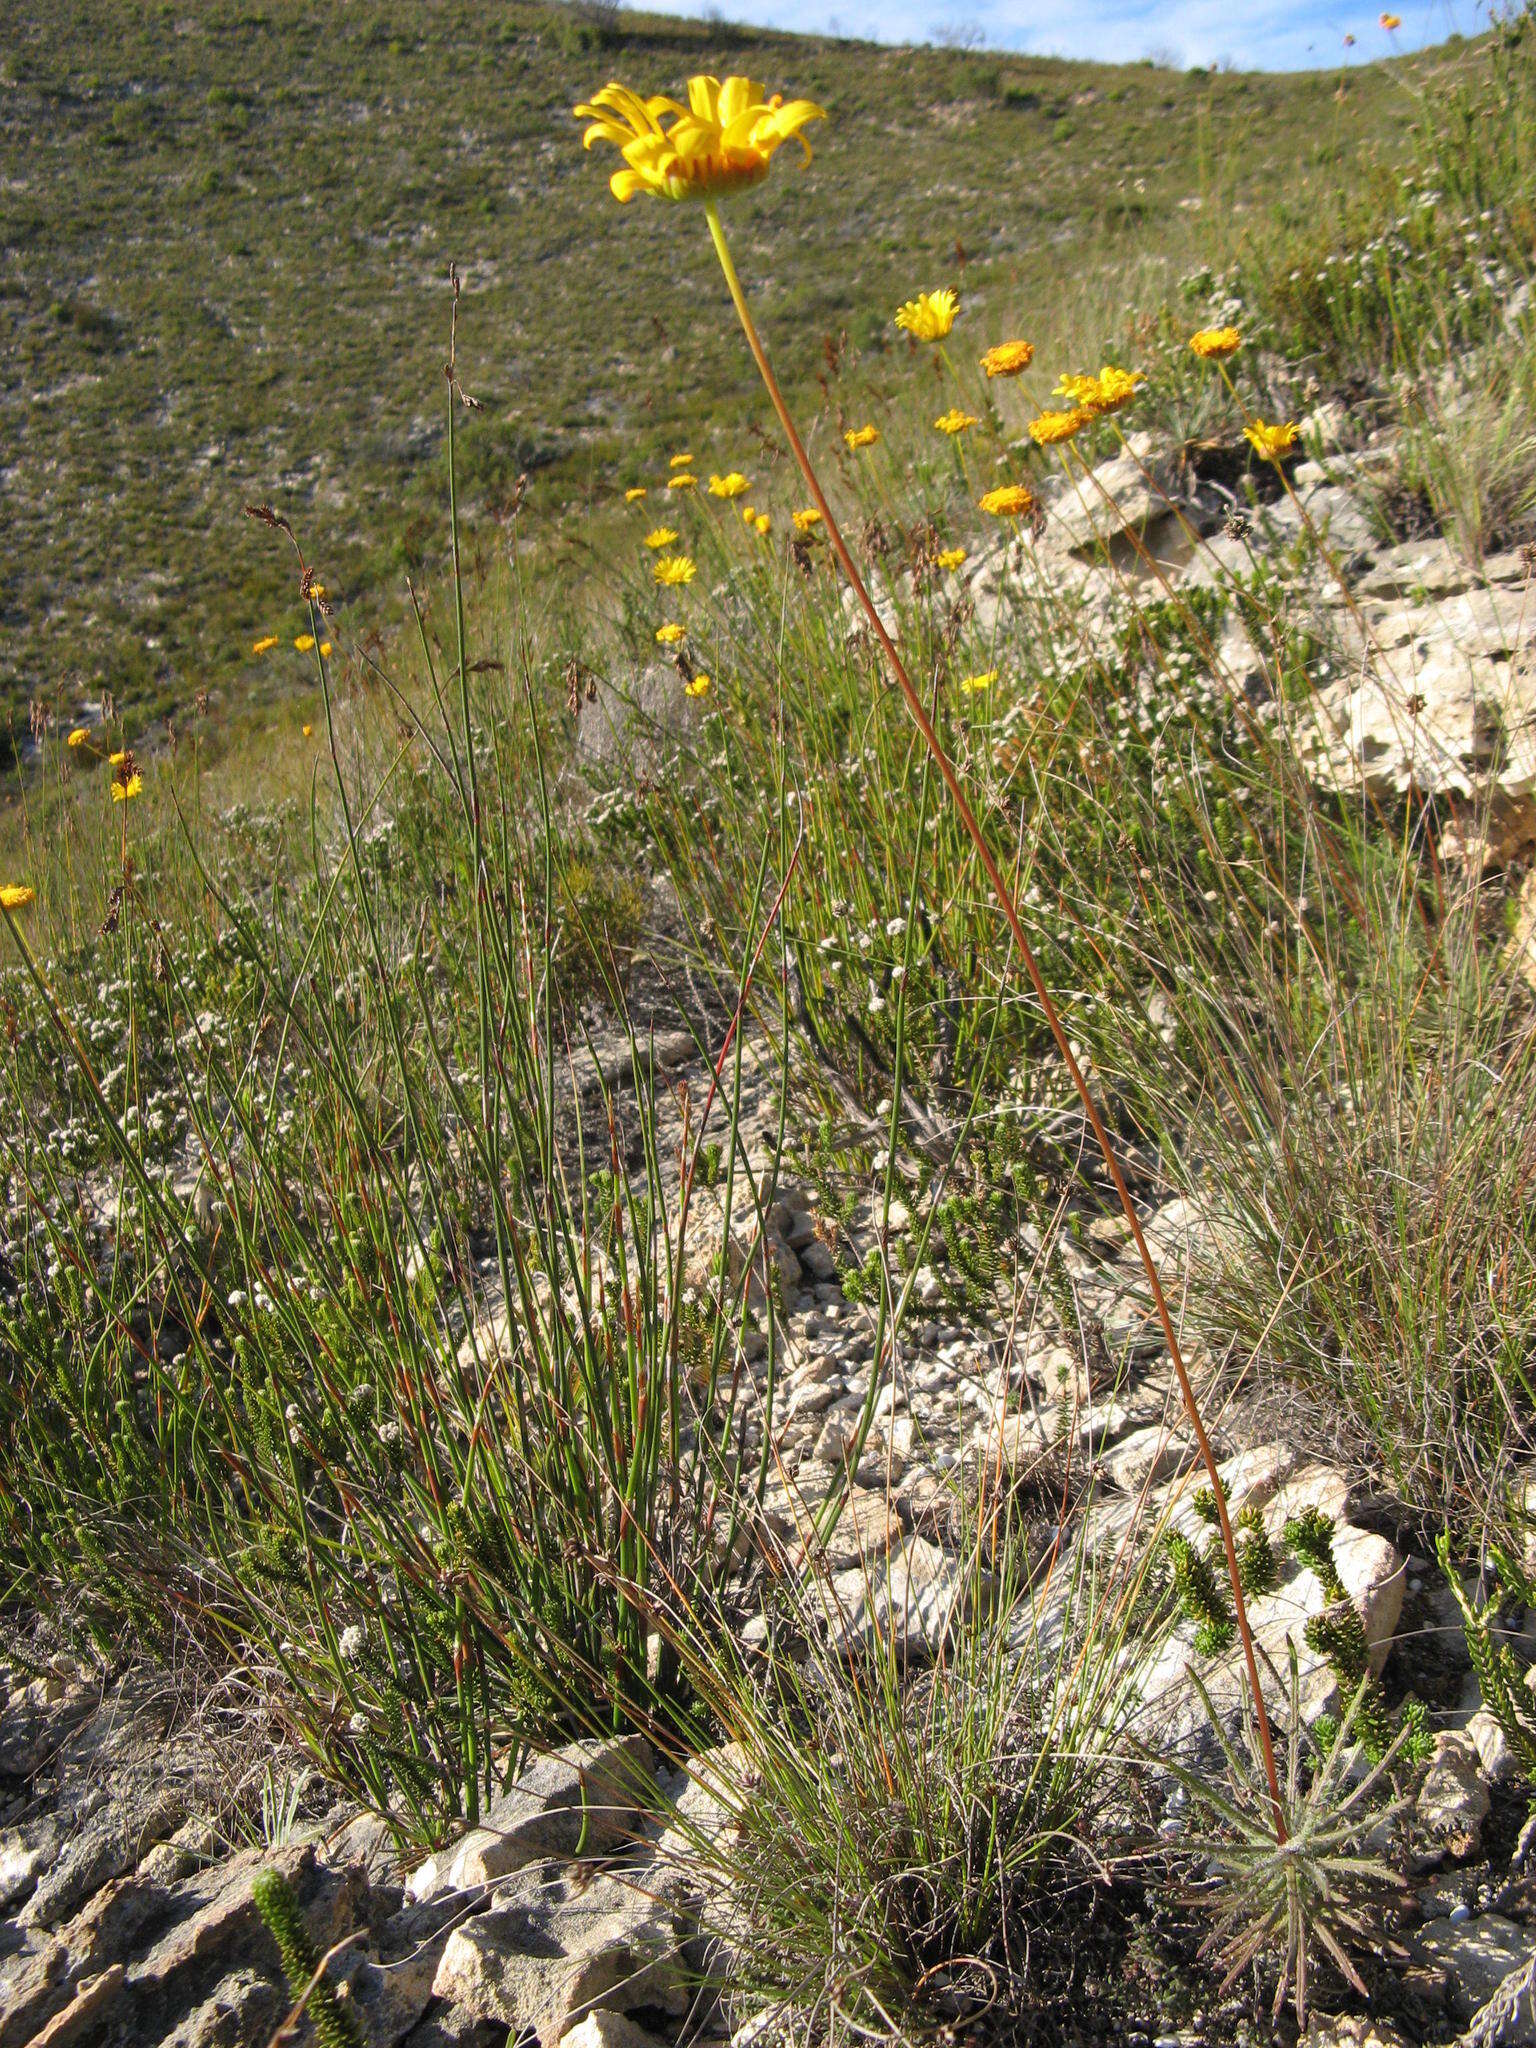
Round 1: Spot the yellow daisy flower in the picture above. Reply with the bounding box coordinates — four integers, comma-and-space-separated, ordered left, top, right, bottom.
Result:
295, 634, 316, 653
959, 669, 998, 694
935, 547, 967, 571
980, 340, 1034, 378
752, 512, 771, 535
1028, 407, 1092, 446
1091, 365, 1143, 413
0, 884, 35, 912
1189, 327, 1242, 360
684, 674, 713, 698
112, 773, 144, 803
978, 484, 1035, 519
109, 750, 130, 767
669, 452, 695, 467
252, 635, 279, 655
1054, 366, 1143, 416
791, 508, 822, 533
319, 641, 333, 658
667, 473, 697, 491
67, 727, 90, 748
895, 289, 959, 341
1244, 419, 1300, 460
934, 409, 978, 435
708, 472, 749, 498
655, 622, 687, 644
574, 77, 826, 205
625, 486, 648, 503
303, 724, 314, 738
844, 424, 879, 449
645, 526, 680, 548
654, 554, 698, 586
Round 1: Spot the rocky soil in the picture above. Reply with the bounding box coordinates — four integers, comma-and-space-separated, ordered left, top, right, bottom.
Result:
6, 427, 1536, 2046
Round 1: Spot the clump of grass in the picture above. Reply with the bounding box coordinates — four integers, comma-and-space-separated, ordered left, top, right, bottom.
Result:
657, 1483, 1164, 2041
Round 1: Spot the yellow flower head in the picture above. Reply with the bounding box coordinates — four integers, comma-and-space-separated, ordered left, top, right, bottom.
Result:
303, 724, 314, 738
1379, 11, 1401, 26
669, 452, 695, 468
844, 424, 880, 450
959, 669, 998, 694
978, 484, 1036, 519
1054, 373, 1100, 408
645, 526, 680, 548
1189, 326, 1242, 360
655, 622, 687, 644
319, 641, 333, 658
574, 77, 826, 204
980, 340, 1034, 378
708, 472, 749, 498
934, 408, 978, 435
935, 547, 967, 571
1092, 365, 1143, 412
295, 634, 316, 653
625, 486, 648, 503
1244, 419, 1299, 461
667, 472, 697, 491
684, 674, 713, 698
0, 884, 35, 912
654, 554, 698, 586
1028, 406, 1092, 447
252, 634, 279, 655
752, 512, 771, 535
109, 750, 129, 767
1054, 366, 1143, 416
791, 508, 822, 533
67, 727, 90, 748
112, 773, 144, 804
895, 288, 959, 342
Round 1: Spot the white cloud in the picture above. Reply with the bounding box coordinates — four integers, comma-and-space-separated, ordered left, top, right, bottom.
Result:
649, 0, 1480, 73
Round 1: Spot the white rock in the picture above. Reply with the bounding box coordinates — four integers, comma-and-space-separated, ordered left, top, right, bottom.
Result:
1416, 1731, 1491, 1858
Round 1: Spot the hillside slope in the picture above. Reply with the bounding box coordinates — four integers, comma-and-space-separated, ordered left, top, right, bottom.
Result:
0, 1, 1459, 734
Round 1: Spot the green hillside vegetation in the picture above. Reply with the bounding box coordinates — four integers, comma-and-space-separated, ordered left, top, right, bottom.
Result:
0, 0, 1471, 753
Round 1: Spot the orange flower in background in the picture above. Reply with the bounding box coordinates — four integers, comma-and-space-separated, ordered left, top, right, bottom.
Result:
1028, 407, 1092, 446
980, 340, 1033, 378
978, 484, 1035, 519
1189, 327, 1242, 360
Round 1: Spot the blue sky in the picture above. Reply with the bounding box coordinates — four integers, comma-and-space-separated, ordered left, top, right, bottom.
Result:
648, 0, 1488, 73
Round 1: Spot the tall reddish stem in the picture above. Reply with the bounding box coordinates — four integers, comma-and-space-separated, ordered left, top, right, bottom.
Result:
703, 197, 1285, 1840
